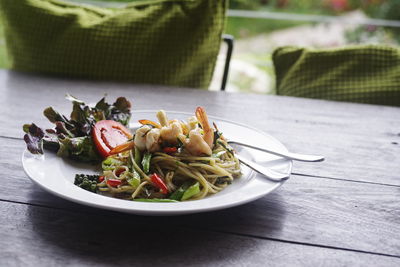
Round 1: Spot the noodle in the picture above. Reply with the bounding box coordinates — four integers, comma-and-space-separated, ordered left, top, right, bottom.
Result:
94, 108, 242, 202
95, 140, 241, 201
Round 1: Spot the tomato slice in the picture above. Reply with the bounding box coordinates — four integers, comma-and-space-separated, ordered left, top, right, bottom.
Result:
92, 120, 133, 158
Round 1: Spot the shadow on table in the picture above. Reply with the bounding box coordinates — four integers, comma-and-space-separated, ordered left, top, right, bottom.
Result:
27, 189, 287, 265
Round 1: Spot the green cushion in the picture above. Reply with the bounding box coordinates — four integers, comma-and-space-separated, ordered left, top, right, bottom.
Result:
0, 0, 227, 88
273, 46, 400, 106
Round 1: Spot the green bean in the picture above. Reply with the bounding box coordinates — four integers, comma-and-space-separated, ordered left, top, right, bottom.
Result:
141, 152, 152, 174
133, 198, 178, 203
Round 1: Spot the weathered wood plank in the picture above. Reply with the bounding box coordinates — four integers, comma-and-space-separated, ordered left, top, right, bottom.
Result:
1, 200, 399, 267
1, 137, 399, 256
1, 70, 399, 185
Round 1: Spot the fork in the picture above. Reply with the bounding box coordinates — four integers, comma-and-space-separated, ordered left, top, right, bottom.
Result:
228, 141, 325, 162
228, 140, 324, 181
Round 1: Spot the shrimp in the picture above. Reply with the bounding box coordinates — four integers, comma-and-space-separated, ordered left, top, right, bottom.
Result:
181, 107, 215, 156
126, 125, 161, 153
146, 128, 161, 152
156, 110, 169, 127
181, 130, 212, 156
160, 120, 183, 145
195, 106, 214, 149
134, 125, 151, 151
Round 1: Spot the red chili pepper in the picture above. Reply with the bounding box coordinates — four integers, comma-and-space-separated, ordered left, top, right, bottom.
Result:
115, 168, 125, 177
107, 179, 122, 187
150, 173, 169, 194
98, 176, 105, 182
163, 147, 177, 154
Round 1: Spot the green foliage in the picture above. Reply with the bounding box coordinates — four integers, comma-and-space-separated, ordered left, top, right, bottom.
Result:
230, 0, 262, 10
1, 0, 399, 71
0, 12, 9, 69
226, 17, 305, 38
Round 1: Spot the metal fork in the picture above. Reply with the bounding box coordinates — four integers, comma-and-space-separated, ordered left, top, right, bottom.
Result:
228, 141, 325, 162
228, 140, 324, 182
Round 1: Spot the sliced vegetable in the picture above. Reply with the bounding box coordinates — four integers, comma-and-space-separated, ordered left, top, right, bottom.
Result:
92, 120, 133, 158
138, 119, 161, 129
109, 140, 135, 155
106, 179, 122, 187
127, 171, 141, 188
101, 157, 124, 171
212, 123, 223, 146
181, 182, 200, 201
142, 152, 152, 174
133, 198, 178, 203
134, 146, 142, 168
163, 147, 178, 154
217, 140, 234, 155
169, 181, 191, 201
150, 173, 169, 194
115, 167, 126, 177
98, 176, 105, 182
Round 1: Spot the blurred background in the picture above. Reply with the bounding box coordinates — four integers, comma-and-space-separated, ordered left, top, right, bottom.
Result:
1, 0, 399, 93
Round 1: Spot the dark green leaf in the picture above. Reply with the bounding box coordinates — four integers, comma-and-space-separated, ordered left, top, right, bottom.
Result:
113, 97, 131, 112
43, 107, 67, 124
58, 136, 101, 163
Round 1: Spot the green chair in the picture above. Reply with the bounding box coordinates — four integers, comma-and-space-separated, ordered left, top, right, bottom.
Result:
0, 0, 227, 89
273, 46, 400, 106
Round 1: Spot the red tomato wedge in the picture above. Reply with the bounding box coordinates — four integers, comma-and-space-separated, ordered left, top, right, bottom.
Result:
92, 120, 133, 158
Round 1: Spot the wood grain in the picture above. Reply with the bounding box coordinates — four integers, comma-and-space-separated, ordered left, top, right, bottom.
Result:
1, 200, 399, 267
1, 71, 399, 185
1, 137, 399, 257
2, 70, 400, 265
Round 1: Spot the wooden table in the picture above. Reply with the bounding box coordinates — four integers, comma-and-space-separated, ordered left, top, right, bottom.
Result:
1, 70, 399, 266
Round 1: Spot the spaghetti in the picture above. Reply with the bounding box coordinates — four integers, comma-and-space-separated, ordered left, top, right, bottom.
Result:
93, 107, 241, 202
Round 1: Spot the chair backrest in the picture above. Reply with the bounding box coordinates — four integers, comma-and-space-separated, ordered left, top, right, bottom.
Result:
273, 45, 400, 106
0, 0, 227, 89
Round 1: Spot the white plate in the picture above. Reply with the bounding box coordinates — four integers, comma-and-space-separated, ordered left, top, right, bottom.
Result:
22, 110, 292, 215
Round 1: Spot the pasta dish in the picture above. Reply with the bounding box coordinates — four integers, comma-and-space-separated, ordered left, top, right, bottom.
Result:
95, 107, 241, 202
23, 95, 241, 202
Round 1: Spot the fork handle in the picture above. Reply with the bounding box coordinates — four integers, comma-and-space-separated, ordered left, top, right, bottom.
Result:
235, 154, 289, 181
228, 141, 325, 162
